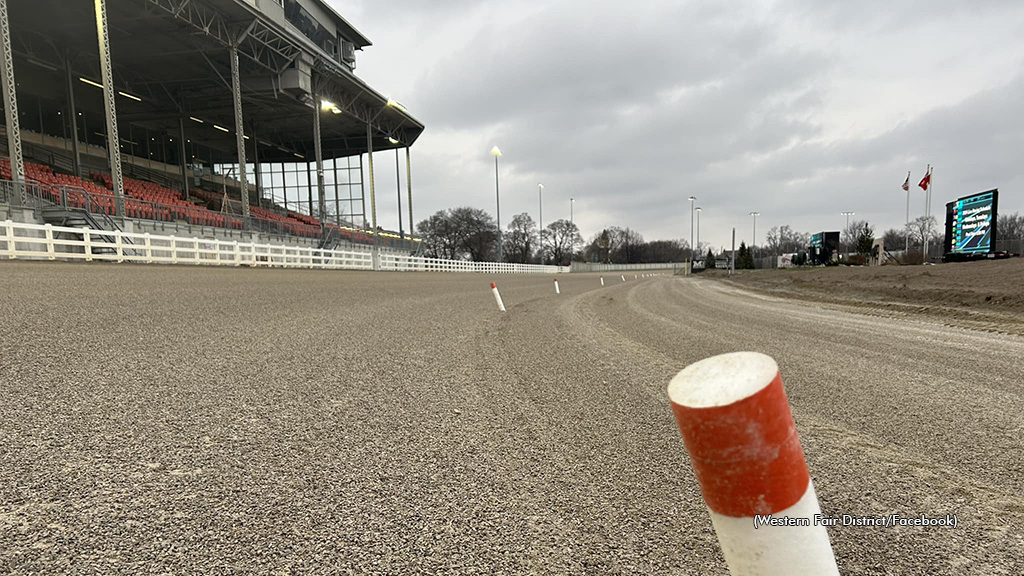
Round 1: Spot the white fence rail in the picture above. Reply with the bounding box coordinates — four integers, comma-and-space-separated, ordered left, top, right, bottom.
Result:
0, 220, 567, 274
570, 261, 680, 273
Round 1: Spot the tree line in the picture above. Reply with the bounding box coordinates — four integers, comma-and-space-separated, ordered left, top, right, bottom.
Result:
417, 207, 1024, 266
416, 208, 694, 265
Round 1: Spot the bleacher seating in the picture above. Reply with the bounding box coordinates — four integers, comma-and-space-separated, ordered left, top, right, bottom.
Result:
2, 156, 380, 245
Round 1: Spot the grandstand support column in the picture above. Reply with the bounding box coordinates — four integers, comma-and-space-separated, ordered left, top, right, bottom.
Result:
250, 127, 261, 209
394, 149, 403, 240
63, 47, 82, 178
312, 95, 326, 228
0, 0, 26, 205
406, 147, 413, 242
178, 117, 189, 200
358, 155, 366, 227
229, 45, 250, 225
366, 123, 378, 270
93, 0, 125, 218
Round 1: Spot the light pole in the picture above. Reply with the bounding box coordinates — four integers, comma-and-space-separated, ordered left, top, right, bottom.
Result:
491, 146, 503, 262
841, 211, 855, 254
688, 196, 696, 261
538, 183, 544, 265
695, 207, 702, 261
394, 147, 404, 239
750, 212, 760, 262
570, 197, 574, 226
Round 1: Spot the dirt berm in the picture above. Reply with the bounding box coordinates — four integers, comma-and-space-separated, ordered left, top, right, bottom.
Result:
713, 258, 1024, 334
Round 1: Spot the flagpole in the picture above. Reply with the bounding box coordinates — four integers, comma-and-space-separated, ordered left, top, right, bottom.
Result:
905, 170, 911, 254
924, 164, 931, 261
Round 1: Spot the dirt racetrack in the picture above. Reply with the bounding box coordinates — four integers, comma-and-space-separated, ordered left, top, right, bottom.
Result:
1, 261, 1022, 575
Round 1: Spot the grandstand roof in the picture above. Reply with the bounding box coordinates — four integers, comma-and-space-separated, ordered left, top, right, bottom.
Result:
10, 0, 423, 164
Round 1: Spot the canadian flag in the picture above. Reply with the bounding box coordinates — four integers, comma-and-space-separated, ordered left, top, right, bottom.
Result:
918, 168, 931, 191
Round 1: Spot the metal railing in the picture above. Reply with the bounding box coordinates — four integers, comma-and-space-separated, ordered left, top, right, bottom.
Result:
0, 177, 419, 251
0, 220, 568, 274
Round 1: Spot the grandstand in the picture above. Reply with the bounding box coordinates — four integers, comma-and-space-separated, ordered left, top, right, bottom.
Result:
0, 0, 423, 253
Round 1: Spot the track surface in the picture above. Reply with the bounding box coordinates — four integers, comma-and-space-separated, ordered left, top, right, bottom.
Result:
1, 262, 1022, 574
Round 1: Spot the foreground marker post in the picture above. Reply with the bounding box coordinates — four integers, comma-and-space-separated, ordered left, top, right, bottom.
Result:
600, 276, 605, 286
621, 274, 626, 282
554, 278, 560, 294
667, 352, 839, 576
490, 282, 506, 312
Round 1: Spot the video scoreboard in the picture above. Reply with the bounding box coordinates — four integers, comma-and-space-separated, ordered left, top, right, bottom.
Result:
944, 189, 998, 256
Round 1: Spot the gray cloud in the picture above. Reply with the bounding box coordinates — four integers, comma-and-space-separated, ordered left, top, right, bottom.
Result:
338, 0, 1024, 249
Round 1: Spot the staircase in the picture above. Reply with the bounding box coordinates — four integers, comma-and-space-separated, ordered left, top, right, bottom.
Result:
41, 206, 136, 256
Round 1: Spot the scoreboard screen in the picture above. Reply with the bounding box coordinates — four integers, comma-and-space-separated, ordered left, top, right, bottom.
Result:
945, 189, 998, 255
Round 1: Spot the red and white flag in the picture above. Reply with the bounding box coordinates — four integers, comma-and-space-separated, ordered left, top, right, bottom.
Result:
918, 168, 931, 191
902, 172, 910, 191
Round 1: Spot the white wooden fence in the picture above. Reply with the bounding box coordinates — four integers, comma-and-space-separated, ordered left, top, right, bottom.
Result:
0, 220, 567, 274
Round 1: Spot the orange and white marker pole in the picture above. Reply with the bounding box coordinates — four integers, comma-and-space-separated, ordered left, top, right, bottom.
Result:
667, 352, 839, 576
490, 282, 506, 312
554, 278, 560, 294
600, 276, 605, 286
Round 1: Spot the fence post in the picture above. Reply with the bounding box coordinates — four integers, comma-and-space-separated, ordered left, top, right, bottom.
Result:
115, 231, 123, 262
170, 237, 178, 264
144, 233, 152, 264
44, 224, 55, 260
193, 237, 199, 265
2, 220, 12, 259
234, 241, 241, 267
82, 227, 93, 262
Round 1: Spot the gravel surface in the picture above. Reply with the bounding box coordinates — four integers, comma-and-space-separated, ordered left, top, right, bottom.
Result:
1, 262, 1022, 574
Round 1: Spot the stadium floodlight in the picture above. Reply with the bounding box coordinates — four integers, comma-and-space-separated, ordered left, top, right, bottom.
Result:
78, 77, 103, 89
386, 98, 407, 112
492, 146, 503, 261
689, 196, 697, 261
320, 100, 334, 110
388, 137, 400, 145
117, 91, 141, 102
189, 116, 204, 124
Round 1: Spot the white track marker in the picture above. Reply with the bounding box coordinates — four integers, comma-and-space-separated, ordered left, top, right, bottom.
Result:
667, 352, 839, 576
635, 274, 638, 279
490, 282, 506, 312
600, 276, 605, 286
621, 274, 626, 282
554, 278, 560, 294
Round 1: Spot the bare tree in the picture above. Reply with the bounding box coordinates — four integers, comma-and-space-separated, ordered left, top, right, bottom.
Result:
882, 228, 908, 251
417, 207, 499, 261
611, 227, 645, 263
543, 219, 582, 266
842, 219, 869, 252
998, 212, 1024, 240
765, 225, 809, 254
905, 215, 938, 248
504, 212, 538, 264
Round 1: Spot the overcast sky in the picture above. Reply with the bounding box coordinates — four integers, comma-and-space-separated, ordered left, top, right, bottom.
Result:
334, 0, 1024, 249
